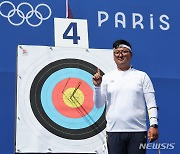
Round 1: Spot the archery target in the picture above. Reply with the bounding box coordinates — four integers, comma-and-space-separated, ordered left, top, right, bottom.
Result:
16, 45, 116, 153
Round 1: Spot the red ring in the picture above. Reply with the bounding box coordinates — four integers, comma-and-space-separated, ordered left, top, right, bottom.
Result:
52, 78, 93, 118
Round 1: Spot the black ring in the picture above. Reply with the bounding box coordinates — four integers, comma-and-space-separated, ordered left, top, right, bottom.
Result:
30, 58, 106, 140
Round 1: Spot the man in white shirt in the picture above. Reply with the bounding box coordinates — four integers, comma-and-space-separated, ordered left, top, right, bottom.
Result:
93, 39, 158, 154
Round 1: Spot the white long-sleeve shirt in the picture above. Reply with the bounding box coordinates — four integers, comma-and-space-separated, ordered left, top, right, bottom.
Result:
93, 68, 158, 132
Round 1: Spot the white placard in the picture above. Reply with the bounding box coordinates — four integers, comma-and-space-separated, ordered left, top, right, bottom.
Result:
54, 18, 89, 48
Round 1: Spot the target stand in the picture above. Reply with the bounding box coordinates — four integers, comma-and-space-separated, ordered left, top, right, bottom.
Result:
15, 45, 116, 153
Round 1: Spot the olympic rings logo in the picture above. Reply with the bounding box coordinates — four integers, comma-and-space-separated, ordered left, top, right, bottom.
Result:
0, 1, 52, 27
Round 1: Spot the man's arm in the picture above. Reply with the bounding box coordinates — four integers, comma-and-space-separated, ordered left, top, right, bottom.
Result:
92, 68, 106, 108
144, 92, 159, 142
93, 86, 106, 108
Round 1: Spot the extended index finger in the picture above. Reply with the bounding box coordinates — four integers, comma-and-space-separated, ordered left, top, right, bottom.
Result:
97, 68, 101, 75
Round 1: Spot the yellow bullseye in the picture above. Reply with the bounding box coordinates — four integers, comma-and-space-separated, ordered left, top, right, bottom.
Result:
63, 88, 84, 108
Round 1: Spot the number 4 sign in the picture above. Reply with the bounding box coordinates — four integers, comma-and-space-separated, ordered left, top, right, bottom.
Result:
54, 18, 89, 48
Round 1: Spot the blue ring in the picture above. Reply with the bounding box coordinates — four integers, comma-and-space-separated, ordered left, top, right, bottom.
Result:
41, 68, 105, 129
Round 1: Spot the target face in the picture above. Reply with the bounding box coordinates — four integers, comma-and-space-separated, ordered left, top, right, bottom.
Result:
30, 59, 105, 139
16, 46, 116, 153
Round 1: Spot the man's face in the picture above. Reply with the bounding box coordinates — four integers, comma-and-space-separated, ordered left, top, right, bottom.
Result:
113, 47, 132, 68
